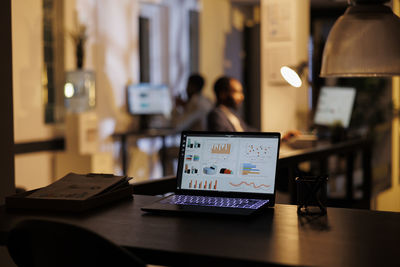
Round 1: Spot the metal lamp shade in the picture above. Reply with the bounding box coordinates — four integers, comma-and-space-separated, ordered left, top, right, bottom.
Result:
280, 61, 308, 87
320, 5, 400, 77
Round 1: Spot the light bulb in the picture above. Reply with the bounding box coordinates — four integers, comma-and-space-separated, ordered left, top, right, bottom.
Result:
64, 82, 75, 98
280, 66, 302, 88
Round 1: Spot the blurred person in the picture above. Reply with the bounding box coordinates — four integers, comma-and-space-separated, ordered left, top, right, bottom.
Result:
171, 74, 213, 131
207, 76, 300, 139
165, 74, 212, 175
207, 76, 254, 132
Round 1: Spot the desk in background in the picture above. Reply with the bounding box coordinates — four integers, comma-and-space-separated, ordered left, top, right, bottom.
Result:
279, 138, 372, 209
132, 138, 372, 209
0, 194, 398, 267
112, 129, 180, 176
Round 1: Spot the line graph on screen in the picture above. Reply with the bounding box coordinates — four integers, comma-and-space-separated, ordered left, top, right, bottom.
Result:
229, 181, 271, 189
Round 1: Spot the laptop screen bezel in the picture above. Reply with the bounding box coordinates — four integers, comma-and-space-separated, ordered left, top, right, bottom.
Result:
175, 131, 280, 203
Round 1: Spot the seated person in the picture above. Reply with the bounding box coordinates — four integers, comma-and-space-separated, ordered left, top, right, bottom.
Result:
166, 74, 212, 175
171, 74, 213, 131
207, 76, 254, 132
207, 76, 301, 138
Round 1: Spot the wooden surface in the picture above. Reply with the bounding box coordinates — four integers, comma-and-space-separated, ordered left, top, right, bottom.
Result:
1, 195, 399, 267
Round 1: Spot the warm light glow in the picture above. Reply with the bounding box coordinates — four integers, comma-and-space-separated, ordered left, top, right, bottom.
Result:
64, 83, 75, 98
280, 66, 302, 88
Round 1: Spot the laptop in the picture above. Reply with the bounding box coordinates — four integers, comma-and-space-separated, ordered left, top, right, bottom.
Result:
141, 131, 280, 216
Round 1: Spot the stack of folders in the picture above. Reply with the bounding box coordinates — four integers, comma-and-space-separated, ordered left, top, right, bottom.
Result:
6, 173, 133, 212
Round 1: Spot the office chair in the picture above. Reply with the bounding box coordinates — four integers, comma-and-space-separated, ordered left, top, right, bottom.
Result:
6, 219, 146, 267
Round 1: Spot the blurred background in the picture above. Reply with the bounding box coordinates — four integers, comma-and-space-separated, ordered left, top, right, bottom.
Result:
9, 0, 399, 211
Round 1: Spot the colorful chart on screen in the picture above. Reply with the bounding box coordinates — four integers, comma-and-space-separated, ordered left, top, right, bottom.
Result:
180, 135, 279, 194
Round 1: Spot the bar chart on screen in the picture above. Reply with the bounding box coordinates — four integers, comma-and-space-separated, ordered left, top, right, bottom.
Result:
204, 142, 234, 161
188, 179, 218, 190
187, 138, 201, 149
211, 143, 231, 154
242, 163, 261, 175
184, 164, 199, 174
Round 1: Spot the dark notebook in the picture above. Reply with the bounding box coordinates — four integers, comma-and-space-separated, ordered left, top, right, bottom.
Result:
6, 173, 133, 212
141, 131, 280, 216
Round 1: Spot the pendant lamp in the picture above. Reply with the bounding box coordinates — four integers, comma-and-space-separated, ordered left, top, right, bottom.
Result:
320, 0, 400, 77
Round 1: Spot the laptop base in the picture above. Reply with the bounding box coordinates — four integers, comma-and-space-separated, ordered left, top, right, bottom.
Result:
141, 203, 267, 216
141, 194, 271, 216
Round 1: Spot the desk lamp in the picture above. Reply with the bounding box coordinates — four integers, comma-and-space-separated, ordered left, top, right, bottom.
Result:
280, 61, 308, 88
320, 0, 400, 77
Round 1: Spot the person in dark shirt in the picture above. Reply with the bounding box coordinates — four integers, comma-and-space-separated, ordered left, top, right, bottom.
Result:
171, 74, 213, 131
207, 76, 253, 132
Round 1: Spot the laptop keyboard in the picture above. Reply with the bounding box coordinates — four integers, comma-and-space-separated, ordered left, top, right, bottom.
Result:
161, 195, 269, 209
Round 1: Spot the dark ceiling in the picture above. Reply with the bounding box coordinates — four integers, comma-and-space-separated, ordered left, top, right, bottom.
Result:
230, 0, 348, 17
231, 0, 348, 8
311, 0, 348, 9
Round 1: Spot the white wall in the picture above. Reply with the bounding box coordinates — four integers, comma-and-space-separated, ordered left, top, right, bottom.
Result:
199, 0, 231, 101
260, 0, 310, 133
13, 0, 59, 142
12, 0, 59, 190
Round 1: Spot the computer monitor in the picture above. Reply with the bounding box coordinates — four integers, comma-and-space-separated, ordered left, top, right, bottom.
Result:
127, 83, 172, 116
314, 86, 356, 128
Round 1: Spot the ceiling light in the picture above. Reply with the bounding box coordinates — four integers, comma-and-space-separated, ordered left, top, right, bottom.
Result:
320, 0, 400, 77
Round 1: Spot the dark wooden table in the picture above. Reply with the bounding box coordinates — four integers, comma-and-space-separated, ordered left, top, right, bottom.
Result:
0, 194, 398, 267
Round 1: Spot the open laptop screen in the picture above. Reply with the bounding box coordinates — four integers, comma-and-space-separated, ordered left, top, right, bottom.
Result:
177, 132, 280, 196
314, 86, 356, 128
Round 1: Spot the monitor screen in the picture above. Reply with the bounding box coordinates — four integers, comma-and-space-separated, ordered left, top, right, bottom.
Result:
314, 86, 356, 128
127, 83, 172, 115
177, 132, 280, 195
